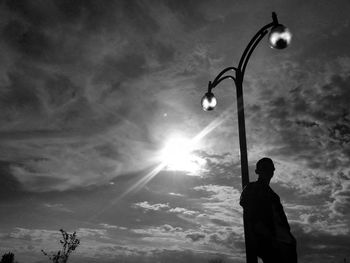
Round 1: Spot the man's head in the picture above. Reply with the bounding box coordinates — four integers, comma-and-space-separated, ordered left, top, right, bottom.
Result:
255, 157, 275, 182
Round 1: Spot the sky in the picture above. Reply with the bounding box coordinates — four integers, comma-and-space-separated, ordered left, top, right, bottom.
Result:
0, 0, 349, 262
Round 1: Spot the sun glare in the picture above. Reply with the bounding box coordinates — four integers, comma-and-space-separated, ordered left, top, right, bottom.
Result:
160, 136, 205, 174
91, 111, 232, 215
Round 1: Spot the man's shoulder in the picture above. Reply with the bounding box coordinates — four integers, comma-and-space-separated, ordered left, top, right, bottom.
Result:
242, 181, 259, 193
240, 182, 260, 206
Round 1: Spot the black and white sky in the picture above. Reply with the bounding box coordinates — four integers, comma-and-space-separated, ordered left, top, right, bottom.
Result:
0, 0, 349, 262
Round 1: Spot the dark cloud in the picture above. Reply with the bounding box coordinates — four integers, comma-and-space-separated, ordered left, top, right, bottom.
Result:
210, 218, 232, 227
94, 54, 147, 84
329, 178, 350, 218
292, 223, 350, 262
2, 20, 52, 60
185, 232, 205, 242
0, 1, 349, 262
296, 19, 350, 60
197, 151, 238, 180
138, 249, 234, 263
209, 232, 244, 251
43, 74, 79, 108
249, 73, 350, 173
5, 0, 57, 27
0, 70, 41, 115
166, 1, 209, 32
0, 161, 24, 200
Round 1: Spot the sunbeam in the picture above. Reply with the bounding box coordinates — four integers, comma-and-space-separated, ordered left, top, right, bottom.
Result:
89, 106, 238, 222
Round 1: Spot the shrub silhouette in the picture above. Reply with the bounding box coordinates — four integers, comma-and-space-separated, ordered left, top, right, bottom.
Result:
41, 229, 80, 263
0, 252, 15, 263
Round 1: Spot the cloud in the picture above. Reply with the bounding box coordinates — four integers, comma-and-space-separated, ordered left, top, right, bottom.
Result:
0, 0, 193, 193
197, 151, 239, 181
127, 182, 246, 256
0, 227, 128, 260
8, 228, 58, 242
131, 224, 183, 236
0, 161, 25, 200
209, 232, 244, 251
329, 179, 350, 218
193, 184, 243, 223
0, 0, 223, 196
0, 228, 61, 255
133, 201, 199, 217
0, 1, 350, 263
248, 63, 350, 169
133, 201, 170, 211
289, 209, 349, 236
77, 228, 107, 239
169, 207, 199, 216
169, 192, 184, 197
185, 233, 205, 242
99, 223, 128, 231
43, 203, 73, 213
290, 223, 350, 263
239, 57, 350, 238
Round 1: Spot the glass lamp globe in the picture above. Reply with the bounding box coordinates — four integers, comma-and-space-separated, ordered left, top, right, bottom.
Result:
269, 25, 292, 49
201, 92, 217, 111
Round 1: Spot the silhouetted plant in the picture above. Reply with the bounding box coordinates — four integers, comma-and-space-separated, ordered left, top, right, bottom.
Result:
0, 252, 15, 263
41, 229, 80, 263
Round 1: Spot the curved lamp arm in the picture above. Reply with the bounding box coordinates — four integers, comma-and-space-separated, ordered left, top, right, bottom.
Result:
208, 12, 280, 91
238, 12, 279, 73
239, 26, 270, 79
210, 67, 237, 89
212, 75, 237, 89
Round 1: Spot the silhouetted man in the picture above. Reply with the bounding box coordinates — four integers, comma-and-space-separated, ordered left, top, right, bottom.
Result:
240, 157, 297, 263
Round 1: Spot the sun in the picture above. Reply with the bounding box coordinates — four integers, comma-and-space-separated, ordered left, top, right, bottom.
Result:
160, 136, 205, 174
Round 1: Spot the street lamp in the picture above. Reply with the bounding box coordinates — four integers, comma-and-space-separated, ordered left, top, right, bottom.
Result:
201, 12, 291, 263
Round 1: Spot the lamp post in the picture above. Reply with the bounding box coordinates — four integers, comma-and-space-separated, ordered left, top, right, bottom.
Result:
201, 12, 291, 263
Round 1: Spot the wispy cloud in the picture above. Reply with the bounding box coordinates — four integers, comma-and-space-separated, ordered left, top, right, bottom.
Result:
1, 1, 350, 262
133, 201, 170, 211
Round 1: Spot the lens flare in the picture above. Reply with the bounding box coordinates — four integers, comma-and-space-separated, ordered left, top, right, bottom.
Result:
89, 106, 236, 222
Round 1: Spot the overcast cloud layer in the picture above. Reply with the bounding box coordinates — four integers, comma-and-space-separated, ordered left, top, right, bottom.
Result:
0, 0, 349, 262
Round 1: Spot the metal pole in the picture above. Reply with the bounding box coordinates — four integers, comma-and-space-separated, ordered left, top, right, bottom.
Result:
235, 73, 257, 263
235, 74, 250, 188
